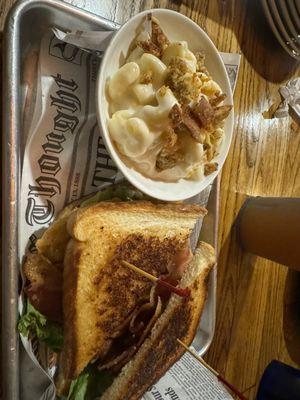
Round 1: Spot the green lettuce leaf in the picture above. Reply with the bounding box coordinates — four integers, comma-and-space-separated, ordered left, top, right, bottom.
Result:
18, 301, 63, 352
80, 184, 148, 208
67, 371, 89, 400
67, 366, 114, 400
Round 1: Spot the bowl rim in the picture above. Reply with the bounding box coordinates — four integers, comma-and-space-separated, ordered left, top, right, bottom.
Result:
96, 8, 234, 201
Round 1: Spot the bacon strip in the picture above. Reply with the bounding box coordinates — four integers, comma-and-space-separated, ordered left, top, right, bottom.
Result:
98, 297, 163, 372
169, 104, 206, 143
182, 107, 206, 143
191, 97, 214, 128
138, 16, 170, 59
213, 105, 233, 125
151, 17, 170, 51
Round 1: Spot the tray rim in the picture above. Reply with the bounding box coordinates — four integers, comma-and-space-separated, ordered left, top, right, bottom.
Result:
2, 1, 120, 399
2, 1, 218, 398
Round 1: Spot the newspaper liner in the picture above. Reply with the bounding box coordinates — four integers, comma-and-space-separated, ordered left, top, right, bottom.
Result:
19, 29, 240, 400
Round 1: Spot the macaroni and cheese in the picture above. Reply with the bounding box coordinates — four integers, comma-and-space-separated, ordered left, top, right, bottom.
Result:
107, 16, 232, 182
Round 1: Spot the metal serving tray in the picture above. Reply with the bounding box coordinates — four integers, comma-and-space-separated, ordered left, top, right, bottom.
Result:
2, 1, 218, 399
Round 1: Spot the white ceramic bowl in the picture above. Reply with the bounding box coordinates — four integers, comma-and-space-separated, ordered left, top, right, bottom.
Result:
96, 9, 234, 201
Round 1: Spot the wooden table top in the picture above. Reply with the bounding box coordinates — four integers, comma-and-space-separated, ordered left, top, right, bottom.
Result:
1, 1, 300, 399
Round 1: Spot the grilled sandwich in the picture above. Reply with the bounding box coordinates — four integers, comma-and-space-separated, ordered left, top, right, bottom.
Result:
21, 184, 215, 399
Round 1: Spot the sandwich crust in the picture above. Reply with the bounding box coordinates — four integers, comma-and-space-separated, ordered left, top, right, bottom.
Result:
67, 201, 206, 242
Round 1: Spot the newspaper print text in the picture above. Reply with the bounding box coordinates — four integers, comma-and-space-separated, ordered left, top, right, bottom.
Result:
25, 73, 80, 226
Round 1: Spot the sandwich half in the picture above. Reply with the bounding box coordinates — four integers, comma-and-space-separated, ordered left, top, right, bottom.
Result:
100, 241, 215, 400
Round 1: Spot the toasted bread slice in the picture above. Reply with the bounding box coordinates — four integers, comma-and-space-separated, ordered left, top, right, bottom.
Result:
101, 241, 215, 400
61, 201, 206, 379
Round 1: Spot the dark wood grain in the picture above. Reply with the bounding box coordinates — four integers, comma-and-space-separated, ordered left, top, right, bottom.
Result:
1, 1, 300, 399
